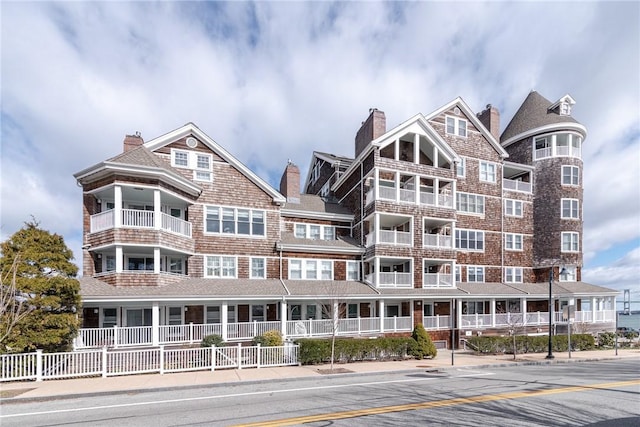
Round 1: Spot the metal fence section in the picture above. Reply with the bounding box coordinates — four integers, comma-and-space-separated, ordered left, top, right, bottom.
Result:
0, 344, 300, 382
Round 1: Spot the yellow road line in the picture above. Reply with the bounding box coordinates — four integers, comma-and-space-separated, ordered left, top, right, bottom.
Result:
233, 379, 640, 427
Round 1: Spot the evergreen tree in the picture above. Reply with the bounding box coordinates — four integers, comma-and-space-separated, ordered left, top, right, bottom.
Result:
0, 221, 81, 353
410, 323, 437, 359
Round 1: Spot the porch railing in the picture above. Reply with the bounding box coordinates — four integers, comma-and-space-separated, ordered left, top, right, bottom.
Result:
423, 273, 453, 288
422, 315, 451, 330
89, 209, 192, 237
503, 179, 532, 193
368, 230, 412, 246
0, 344, 300, 382
423, 234, 453, 248
366, 272, 413, 287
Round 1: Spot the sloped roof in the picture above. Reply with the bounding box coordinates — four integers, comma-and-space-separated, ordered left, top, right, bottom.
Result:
278, 232, 364, 254
501, 91, 583, 146
283, 280, 379, 297
314, 151, 354, 166
107, 146, 172, 169
80, 277, 288, 300
281, 194, 353, 217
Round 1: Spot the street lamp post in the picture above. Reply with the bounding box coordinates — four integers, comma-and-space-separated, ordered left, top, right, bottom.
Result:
547, 261, 567, 360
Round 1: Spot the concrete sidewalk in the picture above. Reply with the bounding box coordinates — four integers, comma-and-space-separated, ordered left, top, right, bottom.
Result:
1, 349, 638, 402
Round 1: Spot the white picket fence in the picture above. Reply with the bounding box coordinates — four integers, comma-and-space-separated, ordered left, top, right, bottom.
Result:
0, 343, 299, 382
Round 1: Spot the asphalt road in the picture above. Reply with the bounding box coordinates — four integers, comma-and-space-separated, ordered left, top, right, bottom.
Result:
1, 359, 639, 426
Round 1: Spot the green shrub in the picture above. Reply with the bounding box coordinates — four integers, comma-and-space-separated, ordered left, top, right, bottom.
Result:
466, 334, 595, 354
201, 334, 224, 347
409, 324, 437, 359
252, 330, 283, 347
295, 337, 414, 365
597, 332, 616, 348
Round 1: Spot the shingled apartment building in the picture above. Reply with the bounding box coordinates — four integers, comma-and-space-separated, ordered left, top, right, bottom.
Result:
74, 91, 617, 349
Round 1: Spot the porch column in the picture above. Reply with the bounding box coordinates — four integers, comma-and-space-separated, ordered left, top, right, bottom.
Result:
280, 300, 287, 338
521, 299, 527, 325
374, 213, 379, 245
394, 138, 399, 160
414, 174, 420, 205
413, 133, 420, 166
434, 178, 440, 207
374, 168, 380, 201
490, 299, 496, 327
152, 302, 160, 346
432, 144, 439, 168
221, 302, 228, 341
374, 257, 380, 287
153, 247, 160, 274
394, 171, 400, 203
154, 189, 161, 230
457, 299, 463, 329
379, 300, 385, 333
114, 185, 122, 227
591, 297, 597, 323
115, 245, 123, 273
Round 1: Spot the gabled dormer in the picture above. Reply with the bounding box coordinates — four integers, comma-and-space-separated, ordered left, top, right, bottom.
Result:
548, 94, 576, 116
145, 123, 286, 205
426, 97, 509, 160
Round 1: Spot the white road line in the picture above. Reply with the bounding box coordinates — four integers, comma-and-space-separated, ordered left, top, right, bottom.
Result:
1, 376, 438, 419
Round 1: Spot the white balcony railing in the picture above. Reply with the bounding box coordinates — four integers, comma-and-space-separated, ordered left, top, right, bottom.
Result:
90, 209, 115, 232
423, 273, 453, 288
503, 179, 532, 193
365, 272, 412, 287
367, 230, 412, 246
423, 234, 453, 248
89, 209, 191, 237
365, 187, 453, 208
161, 212, 192, 237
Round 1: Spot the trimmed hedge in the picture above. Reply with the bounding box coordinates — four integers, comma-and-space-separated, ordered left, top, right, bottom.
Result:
466, 334, 595, 354
252, 330, 284, 347
295, 337, 414, 365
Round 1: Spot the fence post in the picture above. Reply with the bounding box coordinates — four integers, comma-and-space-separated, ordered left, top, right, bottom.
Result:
113, 325, 119, 349
189, 323, 194, 344
102, 346, 108, 378
36, 350, 43, 382
257, 343, 261, 369
160, 345, 165, 375
237, 343, 242, 370
309, 318, 313, 336
211, 345, 216, 372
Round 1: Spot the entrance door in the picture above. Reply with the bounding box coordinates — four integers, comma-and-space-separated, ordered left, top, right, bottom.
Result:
185, 305, 204, 324
237, 305, 250, 322
82, 308, 99, 328
386, 305, 400, 317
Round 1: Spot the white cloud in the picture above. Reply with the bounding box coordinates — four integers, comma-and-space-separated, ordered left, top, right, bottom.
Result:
1, 1, 639, 286
582, 247, 640, 294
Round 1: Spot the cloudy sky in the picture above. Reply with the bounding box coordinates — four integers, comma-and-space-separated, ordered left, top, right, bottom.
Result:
1, 2, 638, 297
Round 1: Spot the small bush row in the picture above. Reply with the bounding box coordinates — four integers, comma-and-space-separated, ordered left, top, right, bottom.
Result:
295, 337, 416, 365
465, 334, 596, 354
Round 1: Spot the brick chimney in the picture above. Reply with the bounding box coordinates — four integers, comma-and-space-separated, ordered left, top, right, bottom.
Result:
355, 108, 386, 157
477, 104, 500, 142
279, 160, 300, 204
123, 132, 144, 152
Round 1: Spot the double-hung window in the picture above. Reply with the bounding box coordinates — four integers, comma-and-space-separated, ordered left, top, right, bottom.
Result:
346, 261, 360, 281
505, 233, 523, 251
171, 149, 213, 182
561, 232, 579, 252
560, 266, 577, 282
457, 192, 485, 215
294, 223, 335, 240
479, 161, 497, 183
288, 259, 333, 280
205, 256, 237, 278
505, 267, 523, 283
562, 165, 579, 186
467, 266, 485, 282
455, 229, 485, 251
505, 199, 523, 217
205, 206, 266, 237
251, 257, 266, 279
561, 199, 580, 219
446, 116, 467, 137
456, 157, 466, 177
